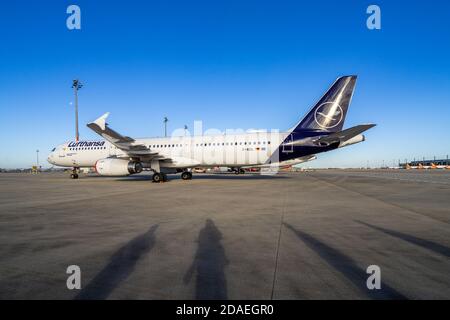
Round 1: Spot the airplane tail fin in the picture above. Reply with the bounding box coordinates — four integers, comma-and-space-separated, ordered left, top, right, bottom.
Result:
291, 75, 357, 133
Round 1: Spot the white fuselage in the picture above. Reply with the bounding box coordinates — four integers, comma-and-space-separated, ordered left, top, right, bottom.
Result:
48, 132, 291, 169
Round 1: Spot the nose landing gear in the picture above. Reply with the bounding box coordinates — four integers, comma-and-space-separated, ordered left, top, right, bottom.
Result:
70, 167, 79, 179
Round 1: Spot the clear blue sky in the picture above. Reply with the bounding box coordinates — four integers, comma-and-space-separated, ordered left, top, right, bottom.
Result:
0, 0, 449, 168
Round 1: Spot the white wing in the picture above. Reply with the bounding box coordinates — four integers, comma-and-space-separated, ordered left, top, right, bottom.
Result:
87, 113, 166, 159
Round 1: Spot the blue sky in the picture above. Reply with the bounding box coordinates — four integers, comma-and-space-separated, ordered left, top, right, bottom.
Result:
0, 0, 449, 168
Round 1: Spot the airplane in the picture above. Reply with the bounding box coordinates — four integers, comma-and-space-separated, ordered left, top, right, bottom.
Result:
47, 75, 376, 182
431, 163, 449, 170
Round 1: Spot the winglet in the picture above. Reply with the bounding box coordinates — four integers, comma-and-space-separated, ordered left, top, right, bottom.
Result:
92, 112, 110, 131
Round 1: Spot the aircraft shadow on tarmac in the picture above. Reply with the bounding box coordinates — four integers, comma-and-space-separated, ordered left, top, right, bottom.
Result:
186, 174, 287, 180
75, 224, 159, 300
283, 223, 407, 300
183, 219, 229, 300
355, 220, 450, 258
113, 174, 288, 182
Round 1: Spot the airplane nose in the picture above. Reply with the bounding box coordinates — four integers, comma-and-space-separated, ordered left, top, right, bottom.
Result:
47, 154, 54, 165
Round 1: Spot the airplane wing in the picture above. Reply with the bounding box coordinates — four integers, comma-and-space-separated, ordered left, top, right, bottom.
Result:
87, 113, 162, 158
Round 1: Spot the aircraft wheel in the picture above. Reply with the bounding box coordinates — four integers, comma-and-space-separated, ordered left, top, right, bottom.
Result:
181, 171, 192, 180
70, 173, 79, 179
152, 173, 163, 183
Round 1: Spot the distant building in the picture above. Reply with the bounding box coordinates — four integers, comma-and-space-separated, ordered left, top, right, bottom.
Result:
399, 158, 450, 168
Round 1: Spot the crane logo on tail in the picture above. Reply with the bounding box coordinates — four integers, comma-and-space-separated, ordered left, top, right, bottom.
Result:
314, 102, 344, 129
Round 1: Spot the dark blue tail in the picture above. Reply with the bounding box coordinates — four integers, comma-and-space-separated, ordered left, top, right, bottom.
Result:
291, 76, 357, 133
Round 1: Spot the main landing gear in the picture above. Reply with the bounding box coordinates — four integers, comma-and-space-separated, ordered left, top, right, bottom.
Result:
70, 167, 79, 179
152, 172, 168, 183
181, 171, 193, 180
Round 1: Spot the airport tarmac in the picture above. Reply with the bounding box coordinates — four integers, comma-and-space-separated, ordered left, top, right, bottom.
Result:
0, 170, 449, 299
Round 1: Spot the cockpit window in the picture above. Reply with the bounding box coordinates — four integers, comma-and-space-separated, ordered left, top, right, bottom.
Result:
51, 148, 56, 152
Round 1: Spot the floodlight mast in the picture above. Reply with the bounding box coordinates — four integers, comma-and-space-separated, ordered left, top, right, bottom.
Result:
72, 79, 83, 142
164, 116, 168, 137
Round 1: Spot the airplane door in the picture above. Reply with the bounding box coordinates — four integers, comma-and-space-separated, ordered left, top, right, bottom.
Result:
282, 133, 293, 153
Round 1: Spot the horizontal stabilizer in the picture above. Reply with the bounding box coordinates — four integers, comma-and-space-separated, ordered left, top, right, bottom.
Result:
283, 123, 376, 147
315, 123, 376, 145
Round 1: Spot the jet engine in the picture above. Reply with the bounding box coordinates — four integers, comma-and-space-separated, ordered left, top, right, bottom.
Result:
95, 158, 143, 176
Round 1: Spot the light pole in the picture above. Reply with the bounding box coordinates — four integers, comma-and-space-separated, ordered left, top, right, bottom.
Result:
184, 125, 188, 136
164, 117, 168, 137
36, 149, 39, 168
72, 79, 83, 142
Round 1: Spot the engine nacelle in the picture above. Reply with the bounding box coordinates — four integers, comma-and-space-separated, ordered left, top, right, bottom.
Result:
339, 134, 365, 148
95, 158, 143, 176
